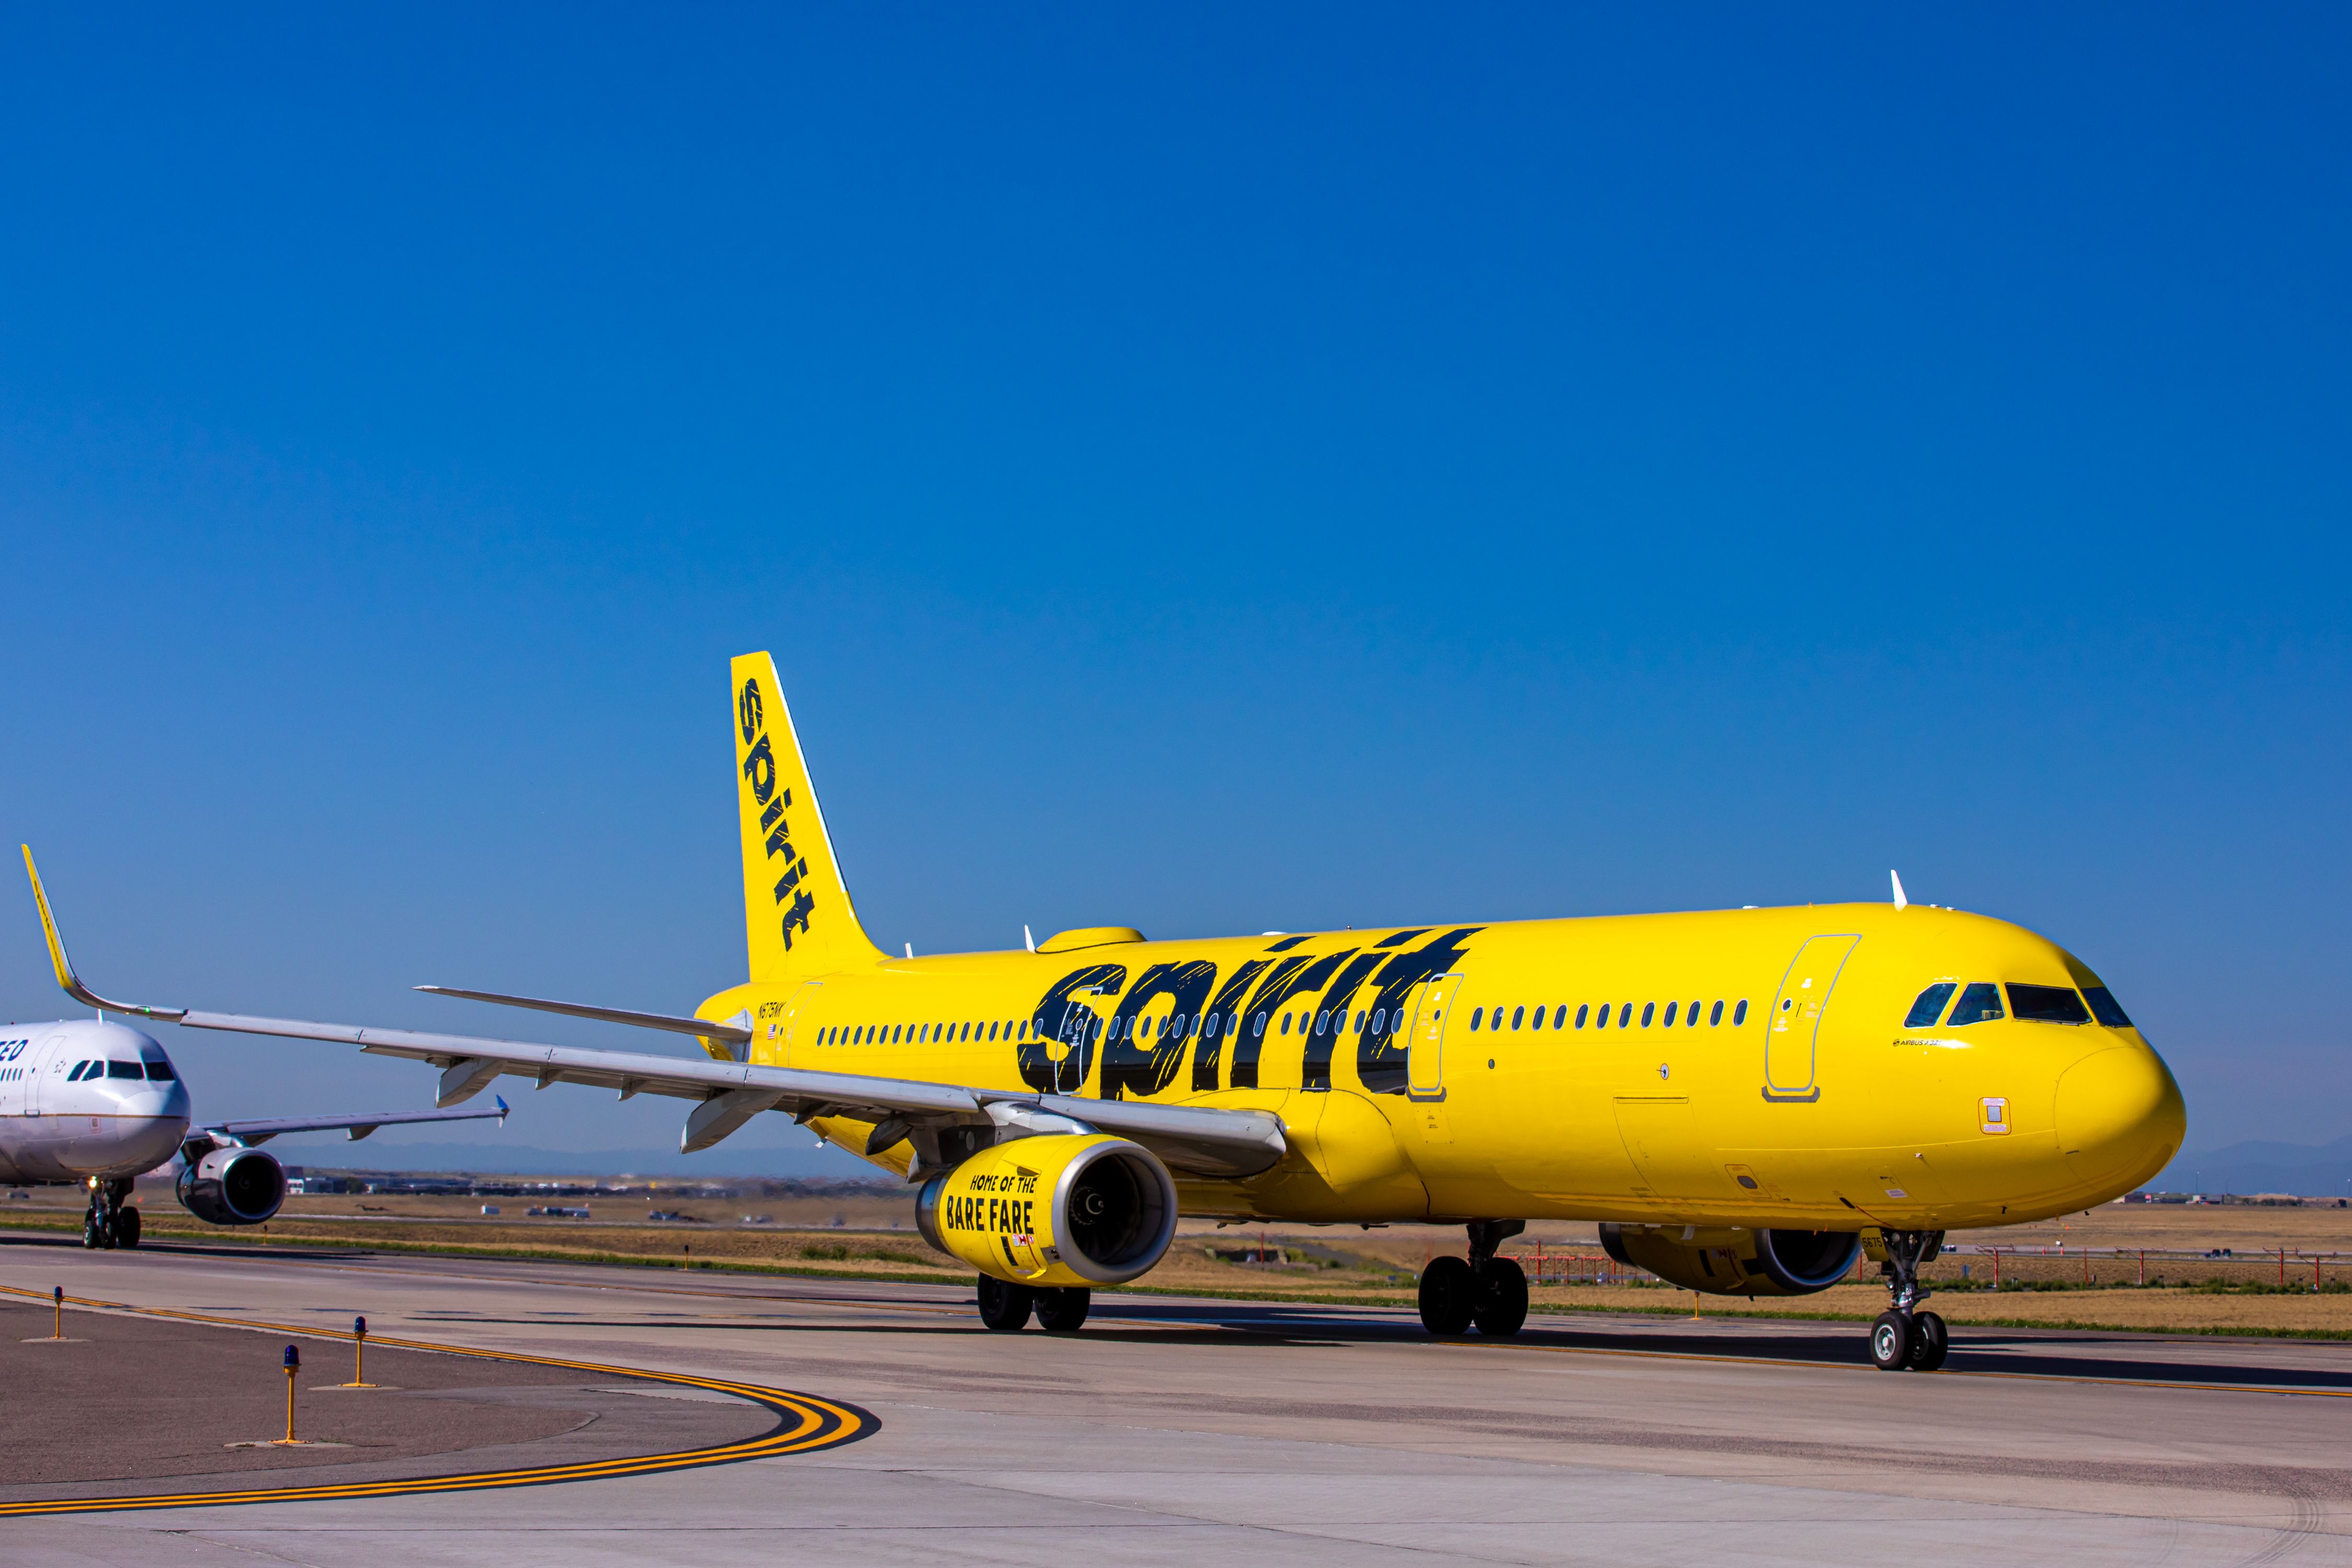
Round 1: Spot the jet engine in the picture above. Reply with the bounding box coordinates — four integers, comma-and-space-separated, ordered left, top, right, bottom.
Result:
1600, 1223, 1861, 1297
176, 1146, 287, 1226
917, 1133, 1176, 1288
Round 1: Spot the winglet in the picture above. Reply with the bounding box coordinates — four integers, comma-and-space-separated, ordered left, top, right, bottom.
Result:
494, 1094, 510, 1121
1890, 869, 1908, 912
20, 846, 186, 1021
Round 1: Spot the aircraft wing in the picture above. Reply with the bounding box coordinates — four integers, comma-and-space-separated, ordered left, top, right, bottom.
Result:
173, 1010, 1286, 1177
203, 1097, 512, 1147
24, 845, 1286, 1179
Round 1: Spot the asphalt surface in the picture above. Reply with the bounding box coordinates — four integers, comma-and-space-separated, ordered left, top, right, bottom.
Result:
8, 1228, 2352, 1565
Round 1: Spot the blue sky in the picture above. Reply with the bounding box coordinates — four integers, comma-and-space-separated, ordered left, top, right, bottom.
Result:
2, 8, 2344, 1174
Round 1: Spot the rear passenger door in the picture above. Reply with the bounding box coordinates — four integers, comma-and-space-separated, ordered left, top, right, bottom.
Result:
1764, 936, 1860, 1102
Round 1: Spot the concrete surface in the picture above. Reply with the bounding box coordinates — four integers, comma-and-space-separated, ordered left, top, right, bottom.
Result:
7, 1230, 2352, 1565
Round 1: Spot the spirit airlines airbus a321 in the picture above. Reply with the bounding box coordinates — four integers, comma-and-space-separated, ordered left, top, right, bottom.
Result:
26, 652, 2186, 1370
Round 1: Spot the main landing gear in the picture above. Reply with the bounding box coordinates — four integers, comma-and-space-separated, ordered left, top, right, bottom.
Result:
976, 1275, 1091, 1333
1868, 1229, 1947, 1372
1418, 1220, 1529, 1338
82, 1178, 140, 1251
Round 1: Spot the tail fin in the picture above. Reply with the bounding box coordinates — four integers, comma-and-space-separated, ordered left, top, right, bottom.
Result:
732, 652, 885, 980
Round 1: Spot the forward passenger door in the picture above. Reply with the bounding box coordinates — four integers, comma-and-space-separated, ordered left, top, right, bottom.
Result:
1763, 935, 1860, 1103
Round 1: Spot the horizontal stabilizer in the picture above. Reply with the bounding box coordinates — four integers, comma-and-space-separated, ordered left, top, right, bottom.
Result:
417, 985, 753, 1045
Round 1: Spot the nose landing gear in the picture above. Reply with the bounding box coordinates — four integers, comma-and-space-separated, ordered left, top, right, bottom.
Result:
82, 1178, 139, 1250
1869, 1229, 1946, 1371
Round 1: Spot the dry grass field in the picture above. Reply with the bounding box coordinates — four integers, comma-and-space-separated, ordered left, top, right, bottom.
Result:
8, 1181, 2351, 1337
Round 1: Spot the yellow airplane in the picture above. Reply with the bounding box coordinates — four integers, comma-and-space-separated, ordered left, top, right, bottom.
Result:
25, 651, 2185, 1370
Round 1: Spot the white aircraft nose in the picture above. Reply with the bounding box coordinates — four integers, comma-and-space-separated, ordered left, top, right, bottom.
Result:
121, 1112, 190, 1169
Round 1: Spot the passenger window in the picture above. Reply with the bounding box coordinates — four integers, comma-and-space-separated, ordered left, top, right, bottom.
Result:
1732, 1000, 1747, 1025
1254, 1012, 1267, 1036
1352, 1010, 1365, 1033
1948, 983, 2004, 1025
2082, 986, 2134, 1028
1281, 1012, 1293, 1035
1529, 1006, 1544, 1031
1904, 983, 1958, 1029
1594, 1005, 1608, 1030
1663, 1001, 1678, 1027
1639, 1002, 1654, 1027
1575, 1005, 1588, 1028
1511, 1006, 1524, 1030
2008, 984, 2091, 1024
1371, 1008, 1387, 1034
1470, 1007, 1484, 1030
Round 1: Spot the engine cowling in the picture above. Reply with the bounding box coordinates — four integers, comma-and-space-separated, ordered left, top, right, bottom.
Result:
918, 1133, 1177, 1288
1599, 1223, 1861, 1297
176, 1147, 286, 1225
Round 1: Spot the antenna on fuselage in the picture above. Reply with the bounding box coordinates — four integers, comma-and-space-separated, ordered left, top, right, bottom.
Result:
1890, 870, 1909, 911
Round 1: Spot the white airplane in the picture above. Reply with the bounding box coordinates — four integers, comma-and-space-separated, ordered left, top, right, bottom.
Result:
8, 857, 510, 1249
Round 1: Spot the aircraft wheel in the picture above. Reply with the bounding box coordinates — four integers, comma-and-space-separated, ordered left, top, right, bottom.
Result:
1419, 1255, 1475, 1335
1869, 1311, 1912, 1371
111, 1207, 142, 1249
1907, 1310, 1948, 1371
976, 1275, 1035, 1332
1035, 1287, 1091, 1332
1473, 1256, 1529, 1338
82, 1213, 107, 1250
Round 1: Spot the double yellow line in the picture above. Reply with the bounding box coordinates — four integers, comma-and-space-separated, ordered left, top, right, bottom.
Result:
0, 1284, 876, 1517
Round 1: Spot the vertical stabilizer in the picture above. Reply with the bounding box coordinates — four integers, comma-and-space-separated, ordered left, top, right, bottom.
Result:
731, 652, 885, 979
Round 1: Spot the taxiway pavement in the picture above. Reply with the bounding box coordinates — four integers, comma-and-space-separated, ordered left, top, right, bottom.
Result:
7, 1232, 2352, 1566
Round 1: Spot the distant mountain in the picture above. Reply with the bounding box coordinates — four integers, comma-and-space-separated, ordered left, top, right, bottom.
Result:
259, 1138, 878, 1179
2147, 1135, 2352, 1198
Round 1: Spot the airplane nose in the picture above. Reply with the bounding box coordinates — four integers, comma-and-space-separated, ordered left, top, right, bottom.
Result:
2055, 1044, 2186, 1192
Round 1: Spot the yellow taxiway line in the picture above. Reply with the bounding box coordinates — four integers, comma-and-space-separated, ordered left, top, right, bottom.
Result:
0, 1284, 877, 1517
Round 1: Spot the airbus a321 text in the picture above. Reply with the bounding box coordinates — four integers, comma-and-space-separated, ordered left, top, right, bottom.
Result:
22, 652, 2185, 1368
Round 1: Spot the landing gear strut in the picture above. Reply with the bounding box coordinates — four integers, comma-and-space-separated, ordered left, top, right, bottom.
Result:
82, 1178, 139, 1250
1417, 1220, 1529, 1338
1869, 1229, 1946, 1371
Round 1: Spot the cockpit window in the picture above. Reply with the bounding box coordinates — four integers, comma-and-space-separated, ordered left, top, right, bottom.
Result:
144, 1060, 177, 1081
1903, 983, 1957, 1029
2081, 986, 2134, 1028
2008, 984, 2091, 1024
105, 1060, 144, 1079
1947, 983, 2004, 1025
67, 1060, 95, 1081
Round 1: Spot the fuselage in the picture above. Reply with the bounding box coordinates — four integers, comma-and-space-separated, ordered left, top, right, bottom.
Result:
0, 1019, 190, 1183
701, 902, 2185, 1233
